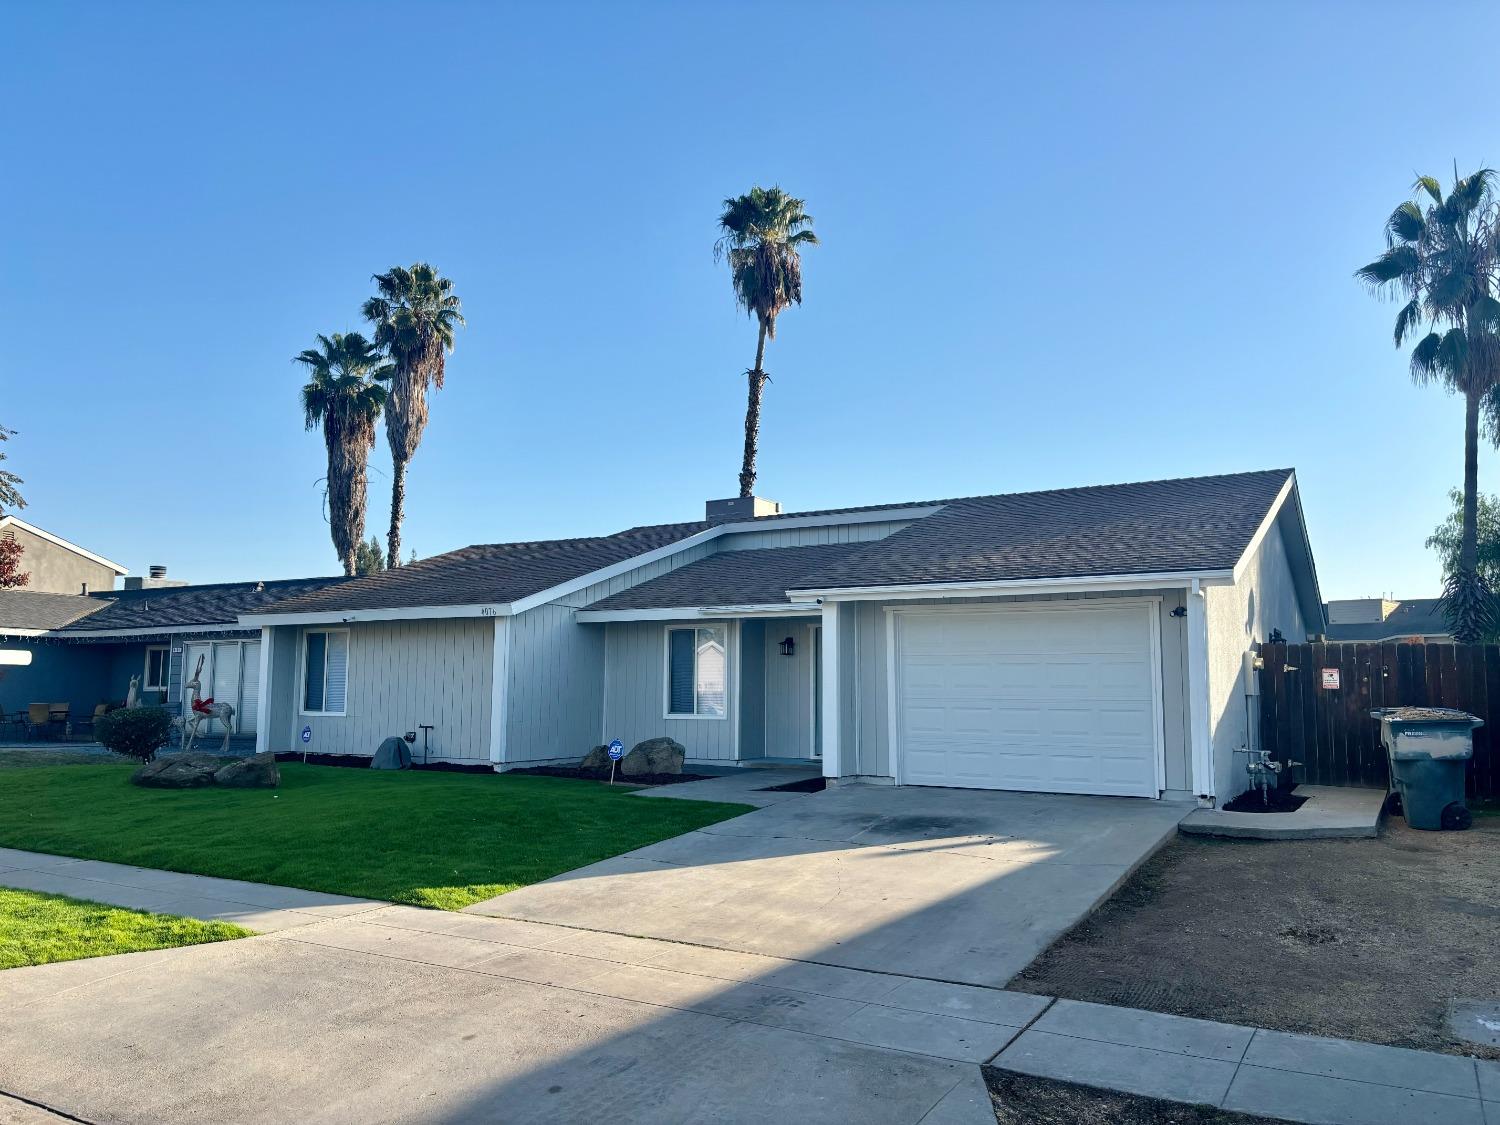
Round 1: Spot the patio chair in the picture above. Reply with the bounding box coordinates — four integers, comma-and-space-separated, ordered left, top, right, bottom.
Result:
0, 706, 26, 741
27, 703, 53, 740
73, 702, 109, 741
49, 703, 71, 739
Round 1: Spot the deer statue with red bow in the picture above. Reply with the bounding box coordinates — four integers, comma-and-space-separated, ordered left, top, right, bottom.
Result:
180, 653, 235, 752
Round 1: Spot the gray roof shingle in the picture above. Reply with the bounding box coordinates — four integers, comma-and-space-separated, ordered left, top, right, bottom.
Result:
586, 544, 862, 611
788, 469, 1295, 591
0, 591, 110, 632
58, 576, 349, 634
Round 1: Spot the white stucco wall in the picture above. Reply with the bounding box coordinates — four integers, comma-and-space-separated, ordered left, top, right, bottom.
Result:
1204, 517, 1309, 802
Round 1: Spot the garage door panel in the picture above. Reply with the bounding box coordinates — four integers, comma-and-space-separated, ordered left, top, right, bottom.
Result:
896, 605, 1162, 798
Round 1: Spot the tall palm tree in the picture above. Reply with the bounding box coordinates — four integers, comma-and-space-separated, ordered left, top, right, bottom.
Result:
715, 187, 818, 497
1358, 169, 1500, 642
297, 332, 390, 576
362, 264, 464, 567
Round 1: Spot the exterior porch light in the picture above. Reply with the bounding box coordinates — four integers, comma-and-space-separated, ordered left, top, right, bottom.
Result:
779, 636, 796, 657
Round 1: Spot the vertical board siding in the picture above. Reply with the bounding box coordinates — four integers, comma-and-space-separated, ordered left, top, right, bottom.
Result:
762, 618, 819, 756
600, 620, 738, 760
504, 602, 604, 763
1258, 641, 1500, 798
716, 519, 914, 552
287, 619, 493, 762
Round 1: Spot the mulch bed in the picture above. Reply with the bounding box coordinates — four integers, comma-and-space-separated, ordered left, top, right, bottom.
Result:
272, 752, 494, 775
756, 776, 827, 793
504, 765, 715, 786
1221, 786, 1308, 813
1008, 813, 1500, 1058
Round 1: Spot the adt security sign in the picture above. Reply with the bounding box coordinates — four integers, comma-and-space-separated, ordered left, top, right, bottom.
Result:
607, 739, 624, 761
301, 725, 312, 745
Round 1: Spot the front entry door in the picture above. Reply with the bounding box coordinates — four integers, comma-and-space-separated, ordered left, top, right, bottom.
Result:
810, 624, 822, 758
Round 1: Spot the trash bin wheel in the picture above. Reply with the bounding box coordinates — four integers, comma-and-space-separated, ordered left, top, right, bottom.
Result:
1383, 791, 1403, 817
1441, 803, 1473, 831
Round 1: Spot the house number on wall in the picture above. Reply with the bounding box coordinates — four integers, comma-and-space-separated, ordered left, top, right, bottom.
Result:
1321, 668, 1340, 690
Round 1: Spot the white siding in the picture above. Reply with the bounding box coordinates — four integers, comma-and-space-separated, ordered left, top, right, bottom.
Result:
600, 620, 739, 761
1205, 518, 1309, 801
843, 589, 1192, 790
284, 619, 494, 763
716, 519, 913, 551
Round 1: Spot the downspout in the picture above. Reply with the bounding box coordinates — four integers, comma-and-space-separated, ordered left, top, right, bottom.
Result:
1185, 578, 1215, 806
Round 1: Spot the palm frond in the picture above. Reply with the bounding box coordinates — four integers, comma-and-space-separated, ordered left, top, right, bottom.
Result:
1415, 174, 1443, 204
1385, 201, 1425, 245
1355, 244, 1419, 289
1393, 297, 1423, 347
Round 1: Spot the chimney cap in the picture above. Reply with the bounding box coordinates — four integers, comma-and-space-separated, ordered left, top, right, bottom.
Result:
149, 564, 167, 579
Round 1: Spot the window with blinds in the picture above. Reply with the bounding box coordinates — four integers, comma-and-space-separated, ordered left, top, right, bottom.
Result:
302, 629, 349, 715
666, 625, 727, 718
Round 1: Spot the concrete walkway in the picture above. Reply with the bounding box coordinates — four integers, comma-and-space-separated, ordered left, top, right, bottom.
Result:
0, 847, 384, 930
991, 997, 1500, 1125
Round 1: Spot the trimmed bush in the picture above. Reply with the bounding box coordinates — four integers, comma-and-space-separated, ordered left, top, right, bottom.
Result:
94, 706, 173, 762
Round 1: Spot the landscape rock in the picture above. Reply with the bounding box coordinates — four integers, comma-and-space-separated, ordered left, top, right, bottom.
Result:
579, 745, 611, 772
131, 753, 226, 789
370, 736, 412, 770
213, 752, 280, 789
621, 736, 685, 777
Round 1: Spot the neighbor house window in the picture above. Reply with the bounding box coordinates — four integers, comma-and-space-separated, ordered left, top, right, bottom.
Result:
302, 629, 349, 715
143, 646, 170, 692
666, 625, 727, 718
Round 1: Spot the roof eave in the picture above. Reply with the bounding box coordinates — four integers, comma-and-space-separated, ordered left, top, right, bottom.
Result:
786, 570, 1236, 603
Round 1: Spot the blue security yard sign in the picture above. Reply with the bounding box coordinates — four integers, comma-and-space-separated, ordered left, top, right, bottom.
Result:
301, 725, 312, 744
607, 739, 624, 761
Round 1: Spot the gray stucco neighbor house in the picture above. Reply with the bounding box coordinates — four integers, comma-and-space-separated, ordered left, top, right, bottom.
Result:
240, 468, 1323, 805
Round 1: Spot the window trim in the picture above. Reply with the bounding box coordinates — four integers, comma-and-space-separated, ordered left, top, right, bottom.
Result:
299, 627, 350, 717
662, 622, 731, 721
142, 645, 170, 692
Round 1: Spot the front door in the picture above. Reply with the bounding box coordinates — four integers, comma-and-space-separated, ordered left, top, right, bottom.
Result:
810, 624, 822, 758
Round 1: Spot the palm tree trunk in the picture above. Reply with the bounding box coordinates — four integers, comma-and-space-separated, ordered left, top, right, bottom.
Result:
342, 550, 356, 577
1463, 385, 1481, 577
388, 458, 406, 568
738, 322, 769, 498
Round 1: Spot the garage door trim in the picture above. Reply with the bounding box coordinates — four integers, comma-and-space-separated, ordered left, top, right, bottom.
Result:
884, 598, 1167, 796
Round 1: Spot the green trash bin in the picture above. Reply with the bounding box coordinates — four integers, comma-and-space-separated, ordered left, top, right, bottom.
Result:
1369, 708, 1480, 831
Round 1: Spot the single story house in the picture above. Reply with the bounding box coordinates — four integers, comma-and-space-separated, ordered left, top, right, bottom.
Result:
0, 576, 347, 744
240, 468, 1322, 804
1323, 597, 1450, 643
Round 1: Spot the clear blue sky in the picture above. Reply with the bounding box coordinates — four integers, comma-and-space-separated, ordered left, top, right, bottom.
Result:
3, 1, 1497, 597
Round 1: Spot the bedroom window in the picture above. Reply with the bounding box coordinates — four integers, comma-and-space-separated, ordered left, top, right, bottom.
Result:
666, 625, 727, 718
143, 646, 170, 691
302, 629, 349, 715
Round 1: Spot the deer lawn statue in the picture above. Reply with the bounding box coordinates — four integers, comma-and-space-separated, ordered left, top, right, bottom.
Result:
125, 674, 140, 709
181, 654, 234, 752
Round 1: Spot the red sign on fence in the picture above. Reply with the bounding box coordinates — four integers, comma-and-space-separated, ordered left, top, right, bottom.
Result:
1321, 668, 1340, 690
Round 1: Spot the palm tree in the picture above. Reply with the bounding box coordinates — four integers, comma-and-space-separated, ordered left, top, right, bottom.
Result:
297, 332, 390, 576
715, 187, 818, 497
1358, 169, 1500, 642
362, 264, 464, 567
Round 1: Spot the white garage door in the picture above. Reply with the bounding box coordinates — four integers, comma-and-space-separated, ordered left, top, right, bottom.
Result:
895, 602, 1163, 797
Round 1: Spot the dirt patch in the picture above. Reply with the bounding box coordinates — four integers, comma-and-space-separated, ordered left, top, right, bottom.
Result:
1221, 787, 1307, 814
1008, 815, 1500, 1058
984, 1070, 1283, 1124
756, 776, 827, 793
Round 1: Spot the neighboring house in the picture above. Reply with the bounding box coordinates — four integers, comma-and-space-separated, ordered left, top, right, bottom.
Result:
1323, 597, 1451, 643
0, 515, 127, 595
241, 468, 1322, 805
0, 576, 347, 743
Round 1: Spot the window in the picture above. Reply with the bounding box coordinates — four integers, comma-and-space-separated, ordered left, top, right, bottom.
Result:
302, 629, 349, 715
666, 625, 727, 718
143, 646, 170, 691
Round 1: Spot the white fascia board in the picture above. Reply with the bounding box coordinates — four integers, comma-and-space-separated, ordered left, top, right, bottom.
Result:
0, 516, 128, 575
238, 603, 512, 627
0, 628, 48, 638
52, 622, 258, 639
575, 602, 820, 623
509, 504, 944, 616
787, 571, 1234, 603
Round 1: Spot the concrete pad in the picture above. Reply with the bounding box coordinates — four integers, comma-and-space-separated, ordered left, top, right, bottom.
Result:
917, 1069, 996, 1125
1179, 784, 1384, 840
632, 766, 822, 807
1478, 1058, 1500, 1101
1224, 1063, 1485, 1125
1242, 1028, 1480, 1098
1033, 998, 1254, 1062
286, 919, 528, 969
993, 1028, 1238, 1105
830, 1003, 1021, 1062
363, 905, 571, 949
470, 945, 623, 988
0, 1093, 70, 1123
1451, 1000, 1500, 1048
475, 786, 1187, 987
583, 962, 867, 1034
542, 927, 674, 964
880, 979, 1051, 1028
0, 849, 81, 870
0, 947, 190, 1008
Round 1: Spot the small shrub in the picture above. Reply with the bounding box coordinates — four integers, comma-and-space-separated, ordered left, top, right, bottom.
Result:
94, 706, 173, 762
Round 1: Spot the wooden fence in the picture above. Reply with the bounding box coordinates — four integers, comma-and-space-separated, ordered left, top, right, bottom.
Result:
1258, 641, 1500, 799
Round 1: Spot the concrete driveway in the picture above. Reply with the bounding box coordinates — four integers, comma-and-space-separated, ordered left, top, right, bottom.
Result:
0, 778, 1188, 1123
472, 779, 1191, 987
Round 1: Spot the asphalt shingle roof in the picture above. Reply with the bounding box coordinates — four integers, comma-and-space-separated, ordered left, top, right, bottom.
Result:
788, 469, 1295, 591
586, 544, 863, 611
58, 576, 349, 634
0, 591, 110, 632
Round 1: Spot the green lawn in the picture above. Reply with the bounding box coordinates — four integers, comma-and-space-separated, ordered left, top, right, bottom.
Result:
0, 763, 750, 909
0, 886, 249, 970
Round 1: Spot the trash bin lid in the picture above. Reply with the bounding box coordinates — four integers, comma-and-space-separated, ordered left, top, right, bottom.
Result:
1369, 707, 1483, 725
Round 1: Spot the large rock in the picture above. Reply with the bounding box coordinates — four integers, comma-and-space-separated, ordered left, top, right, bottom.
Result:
132, 753, 226, 789
213, 752, 280, 789
621, 737, 685, 777
579, 745, 611, 772
370, 737, 412, 770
